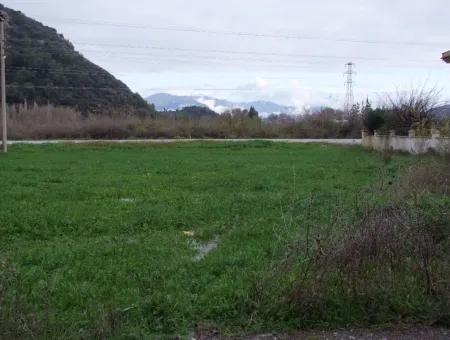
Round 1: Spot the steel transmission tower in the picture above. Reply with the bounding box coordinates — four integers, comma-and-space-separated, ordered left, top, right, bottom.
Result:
344, 62, 355, 114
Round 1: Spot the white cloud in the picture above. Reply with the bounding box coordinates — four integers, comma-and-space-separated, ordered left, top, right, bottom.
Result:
196, 97, 230, 114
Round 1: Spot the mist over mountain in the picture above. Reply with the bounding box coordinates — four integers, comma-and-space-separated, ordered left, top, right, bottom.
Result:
1, 4, 154, 115
146, 93, 298, 115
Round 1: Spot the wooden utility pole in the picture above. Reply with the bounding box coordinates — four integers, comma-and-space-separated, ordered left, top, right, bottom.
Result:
0, 11, 7, 153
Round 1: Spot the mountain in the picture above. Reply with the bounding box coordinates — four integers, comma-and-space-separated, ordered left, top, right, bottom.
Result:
146, 93, 202, 110
1, 4, 154, 115
433, 105, 450, 119
147, 93, 297, 115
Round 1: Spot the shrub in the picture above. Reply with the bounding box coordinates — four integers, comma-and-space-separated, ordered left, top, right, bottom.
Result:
381, 87, 440, 135
255, 162, 450, 327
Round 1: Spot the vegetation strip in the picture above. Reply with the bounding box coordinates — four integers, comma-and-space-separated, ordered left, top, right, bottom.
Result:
0, 142, 448, 338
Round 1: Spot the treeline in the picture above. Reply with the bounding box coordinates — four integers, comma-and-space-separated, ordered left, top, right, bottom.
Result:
7, 86, 449, 140
8, 104, 361, 140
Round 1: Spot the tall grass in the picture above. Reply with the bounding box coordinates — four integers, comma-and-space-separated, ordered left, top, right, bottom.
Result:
6, 104, 362, 140
254, 161, 450, 328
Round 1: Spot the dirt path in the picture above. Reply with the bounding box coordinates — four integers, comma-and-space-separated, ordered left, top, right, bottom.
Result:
195, 327, 449, 340
8, 138, 361, 145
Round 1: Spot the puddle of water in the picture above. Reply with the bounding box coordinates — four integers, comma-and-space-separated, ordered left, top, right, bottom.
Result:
183, 231, 195, 237
190, 236, 220, 262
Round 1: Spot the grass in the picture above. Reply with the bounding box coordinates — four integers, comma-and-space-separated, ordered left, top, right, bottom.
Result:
0, 142, 442, 338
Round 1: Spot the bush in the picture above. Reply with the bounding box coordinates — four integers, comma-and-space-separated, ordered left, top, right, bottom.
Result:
254, 162, 450, 327
381, 87, 440, 135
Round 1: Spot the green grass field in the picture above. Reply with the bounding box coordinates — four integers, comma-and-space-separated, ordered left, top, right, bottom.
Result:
0, 142, 426, 337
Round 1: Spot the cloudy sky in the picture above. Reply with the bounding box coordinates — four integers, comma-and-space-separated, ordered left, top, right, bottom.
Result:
4, 0, 450, 109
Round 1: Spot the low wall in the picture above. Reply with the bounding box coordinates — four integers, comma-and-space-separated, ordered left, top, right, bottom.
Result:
362, 131, 450, 154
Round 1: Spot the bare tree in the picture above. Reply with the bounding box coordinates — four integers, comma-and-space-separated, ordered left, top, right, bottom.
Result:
383, 86, 441, 132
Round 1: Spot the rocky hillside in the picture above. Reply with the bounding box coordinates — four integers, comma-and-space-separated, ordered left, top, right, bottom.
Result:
1, 4, 154, 115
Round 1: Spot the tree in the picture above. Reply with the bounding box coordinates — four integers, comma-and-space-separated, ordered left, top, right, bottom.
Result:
383, 87, 439, 134
248, 106, 259, 119
361, 99, 383, 133
363, 108, 385, 134
176, 106, 218, 118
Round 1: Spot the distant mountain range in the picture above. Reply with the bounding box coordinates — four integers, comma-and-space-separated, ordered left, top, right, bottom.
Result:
146, 93, 298, 115
433, 105, 450, 118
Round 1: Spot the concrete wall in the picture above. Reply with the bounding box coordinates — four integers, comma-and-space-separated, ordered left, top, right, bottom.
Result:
362, 130, 450, 154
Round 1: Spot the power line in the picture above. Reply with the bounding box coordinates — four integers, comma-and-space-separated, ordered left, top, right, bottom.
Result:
6, 66, 112, 76
7, 46, 434, 72
35, 16, 447, 48
6, 84, 132, 91
5, 65, 364, 88
5, 50, 352, 70
6, 84, 347, 92
6, 66, 304, 78
5, 60, 331, 73
15, 40, 431, 64
7, 66, 349, 84
57, 49, 336, 64
7, 46, 354, 66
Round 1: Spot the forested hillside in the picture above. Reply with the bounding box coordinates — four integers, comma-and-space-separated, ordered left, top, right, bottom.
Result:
1, 4, 154, 115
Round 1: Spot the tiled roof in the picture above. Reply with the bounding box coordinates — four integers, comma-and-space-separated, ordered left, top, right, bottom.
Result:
443, 50, 450, 63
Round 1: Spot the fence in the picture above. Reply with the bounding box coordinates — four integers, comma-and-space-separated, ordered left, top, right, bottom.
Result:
362, 129, 450, 154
